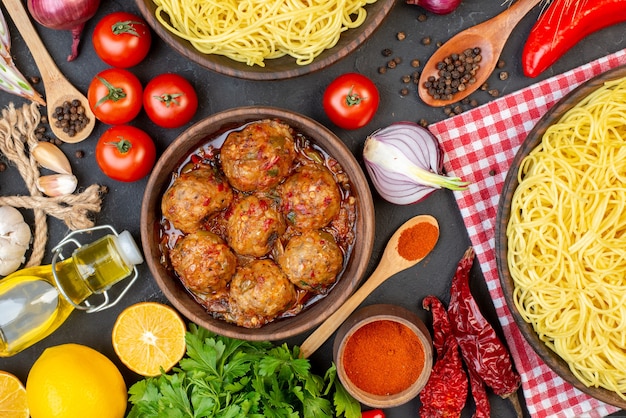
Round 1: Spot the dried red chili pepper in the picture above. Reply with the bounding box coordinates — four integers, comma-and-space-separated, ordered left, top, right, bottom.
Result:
419, 295, 468, 418
522, 0, 626, 77
467, 365, 490, 418
447, 247, 522, 413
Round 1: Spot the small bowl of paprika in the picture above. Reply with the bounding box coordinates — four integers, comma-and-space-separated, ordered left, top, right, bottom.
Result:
333, 304, 433, 408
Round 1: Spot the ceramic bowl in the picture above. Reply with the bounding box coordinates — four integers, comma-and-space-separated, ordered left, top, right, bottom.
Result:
140, 106, 375, 341
333, 304, 433, 408
134, 0, 395, 80
496, 64, 626, 409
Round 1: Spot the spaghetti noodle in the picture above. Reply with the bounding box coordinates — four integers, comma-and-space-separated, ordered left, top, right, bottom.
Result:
507, 76, 626, 399
152, 0, 377, 67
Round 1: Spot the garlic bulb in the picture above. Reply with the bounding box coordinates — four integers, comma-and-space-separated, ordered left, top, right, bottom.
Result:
0, 206, 32, 276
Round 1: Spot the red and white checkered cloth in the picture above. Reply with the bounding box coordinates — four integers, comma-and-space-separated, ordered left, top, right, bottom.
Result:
430, 49, 626, 418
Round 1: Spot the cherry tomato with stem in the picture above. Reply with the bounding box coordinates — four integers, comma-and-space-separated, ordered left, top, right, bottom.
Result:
143, 73, 199, 128
362, 409, 385, 418
95, 125, 156, 182
88, 68, 143, 125
92, 11, 152, 68
323, 73, 380, 130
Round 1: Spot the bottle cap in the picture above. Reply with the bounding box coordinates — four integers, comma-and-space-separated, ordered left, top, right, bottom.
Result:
116, 231, 144, 266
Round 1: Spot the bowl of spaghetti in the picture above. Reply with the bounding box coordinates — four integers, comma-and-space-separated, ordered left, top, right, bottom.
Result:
135, 0, 395, 80
496, 64, 626, 408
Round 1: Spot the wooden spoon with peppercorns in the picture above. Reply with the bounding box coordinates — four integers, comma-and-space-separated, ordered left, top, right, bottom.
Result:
299, 214, 439, 359
418, 0, 541, 107
2, 0, 96, 143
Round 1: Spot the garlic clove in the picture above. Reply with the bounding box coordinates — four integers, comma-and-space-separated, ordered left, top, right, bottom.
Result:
36, 174, 78, 197
31, 141, 73, 175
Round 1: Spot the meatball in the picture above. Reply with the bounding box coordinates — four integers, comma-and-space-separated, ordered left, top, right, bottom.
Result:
228, 259, 296, 328
226, 194, 286, 257
279, 164, 341, 231
220, 119, 296, 192
278, 230, 343, 293
169, 231, 237, 294
161, 167, 233, 233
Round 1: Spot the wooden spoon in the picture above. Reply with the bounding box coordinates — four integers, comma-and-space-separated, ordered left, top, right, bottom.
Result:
299, 214, 439, 359
2, 0, 95, 143
418, 0, 541, 107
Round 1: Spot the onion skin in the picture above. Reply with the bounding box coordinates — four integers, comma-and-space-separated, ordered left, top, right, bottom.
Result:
363, 122, 469, 205
27, 0, 101, 61
406, 0, 463, 14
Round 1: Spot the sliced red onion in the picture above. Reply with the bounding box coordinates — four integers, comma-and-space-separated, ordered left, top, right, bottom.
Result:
406, 0, 463, 14
363, 121, 469, 205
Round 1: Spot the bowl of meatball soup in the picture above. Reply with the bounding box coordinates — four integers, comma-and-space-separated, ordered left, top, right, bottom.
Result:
141, 107, 375, 341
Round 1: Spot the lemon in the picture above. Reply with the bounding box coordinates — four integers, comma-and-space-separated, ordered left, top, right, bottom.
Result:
112, 301, 187, 376
0, 370, 29, 418
26, 343, 127, 418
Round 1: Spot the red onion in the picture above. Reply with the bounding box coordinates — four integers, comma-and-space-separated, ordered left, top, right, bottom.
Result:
363, 122, 469, 205
27, 0, 101, 61
406, 0, 463, 14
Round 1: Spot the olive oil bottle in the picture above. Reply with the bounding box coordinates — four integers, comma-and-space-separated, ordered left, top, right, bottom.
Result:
0, 226, 143, 357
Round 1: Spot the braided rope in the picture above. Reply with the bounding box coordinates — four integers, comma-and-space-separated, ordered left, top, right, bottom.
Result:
0, 102, 105, 267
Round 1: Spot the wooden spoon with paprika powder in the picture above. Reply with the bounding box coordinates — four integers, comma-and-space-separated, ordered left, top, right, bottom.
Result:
299, 214, 439, 359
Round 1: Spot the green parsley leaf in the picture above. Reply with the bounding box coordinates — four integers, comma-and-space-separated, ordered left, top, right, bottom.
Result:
127, 324, 359, 418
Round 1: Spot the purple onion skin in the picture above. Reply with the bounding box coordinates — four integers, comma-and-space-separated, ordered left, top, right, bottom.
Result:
365, 161, 437, 205
406, 0, 463, 14
27, 0, 101, 61
363, 121, 444, 205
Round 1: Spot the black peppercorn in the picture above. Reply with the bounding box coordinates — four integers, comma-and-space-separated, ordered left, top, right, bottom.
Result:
423, 47, 483, 102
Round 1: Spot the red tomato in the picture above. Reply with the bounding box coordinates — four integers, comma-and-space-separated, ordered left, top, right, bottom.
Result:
95, 125, 156, 182
88, 68, 143, 125
92, 12, 152, 68
143, 73, 199, 128
361, 410, 385, 418
323, 73, 380, 130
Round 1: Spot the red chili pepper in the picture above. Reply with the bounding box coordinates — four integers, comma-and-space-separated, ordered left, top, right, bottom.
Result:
361, 409, 385, 418
447, 247, 522, 410
420, 296, 468, 418
522, 0, 626, 77
467, 365, 490, 418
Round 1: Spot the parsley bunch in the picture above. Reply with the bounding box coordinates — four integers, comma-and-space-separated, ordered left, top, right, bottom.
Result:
127, 324, 361, 418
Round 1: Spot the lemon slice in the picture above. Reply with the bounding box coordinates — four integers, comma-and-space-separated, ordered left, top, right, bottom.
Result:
0, 371, 28, 418
112, 302, 187, 376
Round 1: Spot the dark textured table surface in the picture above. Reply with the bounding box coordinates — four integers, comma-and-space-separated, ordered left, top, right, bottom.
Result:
1, 1, 625, 417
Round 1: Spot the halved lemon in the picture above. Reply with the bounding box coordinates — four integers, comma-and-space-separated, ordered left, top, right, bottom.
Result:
112, 302, 187, 376
0, 371, 28, 418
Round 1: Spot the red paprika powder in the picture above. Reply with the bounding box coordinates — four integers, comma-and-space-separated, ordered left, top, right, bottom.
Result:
342, 320, 425, 396
397, 221, 438, 261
